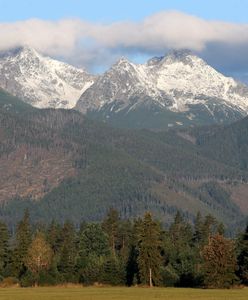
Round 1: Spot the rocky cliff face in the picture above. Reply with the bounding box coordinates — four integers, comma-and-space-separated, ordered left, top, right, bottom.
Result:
0, 46, 96, 108
76, 50, 248, 128
1, 47, 248, 128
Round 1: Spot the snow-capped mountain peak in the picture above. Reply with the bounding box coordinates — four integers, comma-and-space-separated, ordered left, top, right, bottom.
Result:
163, 49, 194, 62
0, 46, 96, 108
147, 56, 164, 66
18, 45, 40, 56
150, 50, 248, 112
1, 46, 248, 128
115, 56, 131, 65
111, 57, 138, 74
76, 51, 248, 127
153, 50, 206, 71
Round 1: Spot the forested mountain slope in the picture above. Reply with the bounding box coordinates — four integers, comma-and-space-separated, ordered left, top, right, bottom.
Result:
0, 88, 36, 114
192, 117, 248, 171
0, 93, 247, 232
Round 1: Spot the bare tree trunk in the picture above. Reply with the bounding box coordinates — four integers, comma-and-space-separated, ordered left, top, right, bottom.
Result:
149, 268, 153, 287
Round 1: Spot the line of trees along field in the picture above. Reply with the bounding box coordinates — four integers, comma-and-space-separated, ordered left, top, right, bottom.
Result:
0, 209, 248, 288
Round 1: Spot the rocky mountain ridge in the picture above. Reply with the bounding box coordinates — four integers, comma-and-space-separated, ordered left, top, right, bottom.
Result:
0, 46, 95, 108
1, 47, 248, 128
77, 50, 248, 128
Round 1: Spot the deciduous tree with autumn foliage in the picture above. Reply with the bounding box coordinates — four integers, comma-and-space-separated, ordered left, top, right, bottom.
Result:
201, 234, 237, 288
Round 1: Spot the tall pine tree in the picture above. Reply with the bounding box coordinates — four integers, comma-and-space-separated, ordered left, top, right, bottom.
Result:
102, 208, 120, 256
0, 221, 9, 277
237, 225, 248, 285
167, 211, 196, 287
12, 209, 32, 277
58, 222, 77, 282
137, 212, 162, 287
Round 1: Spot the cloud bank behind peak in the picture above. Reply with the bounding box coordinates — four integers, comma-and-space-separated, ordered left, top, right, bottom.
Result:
1, 11, 248, 74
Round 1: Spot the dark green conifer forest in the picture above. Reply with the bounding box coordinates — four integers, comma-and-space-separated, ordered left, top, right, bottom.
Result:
1, 90, 248, 288
0, 209, 246, 288
1, 89, 248, 234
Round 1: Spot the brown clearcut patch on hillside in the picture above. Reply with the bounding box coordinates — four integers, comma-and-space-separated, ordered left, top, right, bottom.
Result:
226, 183, 248, 214
176, 132, 196, 144
150, 182, 214, 218
0, 144, 76, 202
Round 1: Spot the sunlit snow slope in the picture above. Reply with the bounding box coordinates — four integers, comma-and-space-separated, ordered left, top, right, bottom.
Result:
0, 46, 95, 108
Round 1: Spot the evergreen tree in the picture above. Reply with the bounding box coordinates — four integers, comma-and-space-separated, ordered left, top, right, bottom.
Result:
126, 246, 137, 286
12, 209, 32, 277
58, 222, 77, 282
237, 225, 248, 285
0, 221, 9, 277
77, 223, 112, 285
102, 208, 120, 256
202, 234, 237, 288
78, 254, 104, 284
101, 256, 125, 285
47, 221, 62, 254
118, 220, 133, 257
217, 223, 225, 236
79, 223, 109, 257
169, 212, 193, 247
192, 212, 207, 285
167, 212, 196, 287
193, 212, 204, 245
202, 214, 217, 243
125, 219, 141, 286
137, 212, 162, 287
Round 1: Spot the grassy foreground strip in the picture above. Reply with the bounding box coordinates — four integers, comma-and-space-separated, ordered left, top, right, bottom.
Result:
0, 287, 248, 300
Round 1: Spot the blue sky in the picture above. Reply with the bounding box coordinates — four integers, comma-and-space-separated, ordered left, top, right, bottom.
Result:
1, 0, 247, 23
1, 0, 248, 78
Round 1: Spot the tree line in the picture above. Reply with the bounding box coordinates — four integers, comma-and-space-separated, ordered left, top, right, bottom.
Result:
0, 208, 248, 288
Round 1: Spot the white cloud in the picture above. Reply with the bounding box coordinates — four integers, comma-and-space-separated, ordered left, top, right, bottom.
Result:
1, 11, 248, 71
0, 18, 86, 55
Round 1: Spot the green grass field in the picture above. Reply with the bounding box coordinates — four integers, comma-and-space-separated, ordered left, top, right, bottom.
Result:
0, 287, 248, 300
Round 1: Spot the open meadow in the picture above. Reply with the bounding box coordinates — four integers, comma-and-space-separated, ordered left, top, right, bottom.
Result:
0, 287, 248, 300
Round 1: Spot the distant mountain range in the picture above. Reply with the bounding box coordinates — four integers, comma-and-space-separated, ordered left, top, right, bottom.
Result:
0, 88, 248, 233
77, 50, 248, 128
1, 46, 248, 129
1, 47, 248, 233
